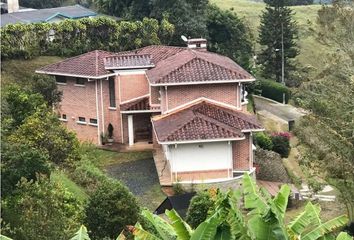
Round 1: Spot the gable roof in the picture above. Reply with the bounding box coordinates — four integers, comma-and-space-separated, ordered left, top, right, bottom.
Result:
36, 50, 116, 79
36, 45, 255, 84
1, 5, 97, 27
146, 49, 254, 86
152, 99, 263, 144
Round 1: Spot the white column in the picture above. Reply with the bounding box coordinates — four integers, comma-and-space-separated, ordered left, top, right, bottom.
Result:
128, 115, 134, 146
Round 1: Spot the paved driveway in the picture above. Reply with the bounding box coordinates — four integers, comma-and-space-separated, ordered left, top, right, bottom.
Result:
253, 95, 306, 121
105, 158, 160, 195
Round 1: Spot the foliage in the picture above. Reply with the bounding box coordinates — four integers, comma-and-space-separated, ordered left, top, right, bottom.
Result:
84, 179, 140, 240
128, 173, 349, 239
1, 177, 84, 240
1, 16, 174, 59
307, 178, 324, 195
30, 74, 62, 106
8, 108, 80, 165
293, 2, 354, 222
258, 79, 291, 103
271, 134, 291, 157
172, 182, 185, 195
1, 84, 45, 131
1, 143, 51, 197
19, 0, 63, 9
186, 190, 216, 228
254, 132, 274, 150
206, 4, 253, 69
258, 0, 298, 82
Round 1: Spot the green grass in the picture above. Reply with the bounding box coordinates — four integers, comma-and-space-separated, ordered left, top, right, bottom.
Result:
1, 56, 63, 86
51, 170, 89, 202
211, 0, 329, 74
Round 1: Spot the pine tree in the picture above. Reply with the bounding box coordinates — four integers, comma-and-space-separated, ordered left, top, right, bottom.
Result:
258, 0, 298, 83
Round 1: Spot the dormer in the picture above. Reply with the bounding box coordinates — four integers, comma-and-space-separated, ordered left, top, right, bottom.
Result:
187, 38, 207, 51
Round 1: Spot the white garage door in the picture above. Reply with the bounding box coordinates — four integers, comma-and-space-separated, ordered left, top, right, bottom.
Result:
170, 142, 232, 172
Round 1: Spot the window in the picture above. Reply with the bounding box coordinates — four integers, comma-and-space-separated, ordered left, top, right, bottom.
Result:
58, 113, 67, 121
109, 78, 116, 107
78, 117, 86, 122
75, 78, 86, 86
89, 118, 98, 125
62, 114, 67, 120
56, 76, 66, 84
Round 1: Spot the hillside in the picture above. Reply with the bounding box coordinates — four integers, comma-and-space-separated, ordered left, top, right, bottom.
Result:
211, 0, 329, 74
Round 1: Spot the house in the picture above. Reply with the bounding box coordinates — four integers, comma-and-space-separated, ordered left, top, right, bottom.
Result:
1, 0, 97, 27
36, 39, 264, 184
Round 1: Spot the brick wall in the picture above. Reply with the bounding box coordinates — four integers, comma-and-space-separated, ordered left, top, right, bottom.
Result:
165, 83, 240, 112
150, 86, 160, 105
174, 169, 229, 182
57, 76, 99, 143
232, 134, 251, 171
56, 76, 123, 144
119, 74, 149, 103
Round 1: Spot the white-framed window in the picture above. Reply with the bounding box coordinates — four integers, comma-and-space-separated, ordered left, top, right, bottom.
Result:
58, 113, 67, 122
56, 76, 67, 84
89, 118, 98, 126
75, 77, 86, 86
77, 116, 86, 125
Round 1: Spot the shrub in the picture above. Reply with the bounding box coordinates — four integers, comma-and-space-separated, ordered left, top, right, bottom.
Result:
84, 179, 140, 240
271, 135, 291, 158
1, 143, 51, 197
186, 189, 216, 228
2, 177, 84, 240
254, 132, 273, 150
259, 79, 291, 103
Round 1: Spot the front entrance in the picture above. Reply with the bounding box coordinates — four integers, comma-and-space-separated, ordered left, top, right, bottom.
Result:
124, 113, 153, 145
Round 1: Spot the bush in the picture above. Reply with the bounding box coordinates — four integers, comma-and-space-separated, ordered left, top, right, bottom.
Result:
85, 179, 140, 240
186, 189, 216, 228
1, 143, 51, 197
254, 132, 273, 150
2, 177, 84, 240
271, 135, 291, 158
259, 79, 291, 103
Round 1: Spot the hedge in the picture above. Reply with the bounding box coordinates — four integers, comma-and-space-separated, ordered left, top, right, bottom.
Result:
1, 16, 174, 59
259, 79, 291, 103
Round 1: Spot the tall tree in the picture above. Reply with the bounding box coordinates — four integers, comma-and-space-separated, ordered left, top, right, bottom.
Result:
258, 0, 298, 83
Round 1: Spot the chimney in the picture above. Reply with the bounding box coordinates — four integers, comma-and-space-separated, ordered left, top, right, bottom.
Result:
7, 0, 20, 13
187, 38, 207, 51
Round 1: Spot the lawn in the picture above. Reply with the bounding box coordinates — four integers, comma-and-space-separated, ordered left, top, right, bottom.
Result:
1, 56, 63, 86
51, 170, 89, 202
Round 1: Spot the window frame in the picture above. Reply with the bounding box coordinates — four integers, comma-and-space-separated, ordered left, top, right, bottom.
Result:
108, 78, 116, 108
77, 116, 86, 125
56, 76, 67, 85
75, 77, 86, 86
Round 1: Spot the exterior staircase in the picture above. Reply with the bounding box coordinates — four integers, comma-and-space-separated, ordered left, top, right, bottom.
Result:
153, 146, 172, 186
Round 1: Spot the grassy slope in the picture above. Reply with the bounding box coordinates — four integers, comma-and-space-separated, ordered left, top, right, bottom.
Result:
211, 0, 328, 73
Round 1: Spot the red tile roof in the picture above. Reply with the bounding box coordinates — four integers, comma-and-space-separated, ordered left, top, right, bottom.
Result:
146, 49, 253, 85
104, 54, 154, 69
36, 50, 115, 78
36, 45, 254, 84
152, 99, 263, 143
120, 96, 151, 111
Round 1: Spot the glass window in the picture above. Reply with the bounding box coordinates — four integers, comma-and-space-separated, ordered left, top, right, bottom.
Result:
56, 76, 66, 84
109, 78, 116, 107
76, 78, 85, 85
89, 118, 97, 124
62, 114, 67, 120
78, 117, 86, 122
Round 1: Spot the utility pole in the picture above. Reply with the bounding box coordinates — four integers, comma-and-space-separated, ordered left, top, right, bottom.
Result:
281, 15, 285, 104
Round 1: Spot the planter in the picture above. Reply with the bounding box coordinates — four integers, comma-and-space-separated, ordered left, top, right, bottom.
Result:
107, 138, 114, 145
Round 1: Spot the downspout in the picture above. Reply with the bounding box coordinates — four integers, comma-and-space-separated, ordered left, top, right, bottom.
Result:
117, 74, 124, 143
100, 79, 105, 134
165, 86, 168, 111
95, 80, 101, 144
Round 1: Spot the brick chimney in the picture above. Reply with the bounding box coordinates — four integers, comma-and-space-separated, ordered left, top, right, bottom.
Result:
187, 38, 207, 51
7, 0, 19, 13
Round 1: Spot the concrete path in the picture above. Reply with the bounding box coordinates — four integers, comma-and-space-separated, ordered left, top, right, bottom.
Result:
253, 95, 307, 121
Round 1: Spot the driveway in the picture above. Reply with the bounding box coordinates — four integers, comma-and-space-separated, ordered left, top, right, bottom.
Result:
105, 158, 160, 196
253, 95, 306, 121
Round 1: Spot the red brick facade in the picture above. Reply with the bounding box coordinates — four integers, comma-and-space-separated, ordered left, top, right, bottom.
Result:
164, 84, 240, 112
233, 134, 251, 171
119, 73, 149, 103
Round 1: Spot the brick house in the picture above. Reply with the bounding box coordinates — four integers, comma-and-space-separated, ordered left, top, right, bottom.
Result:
36, 39, 264, 184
